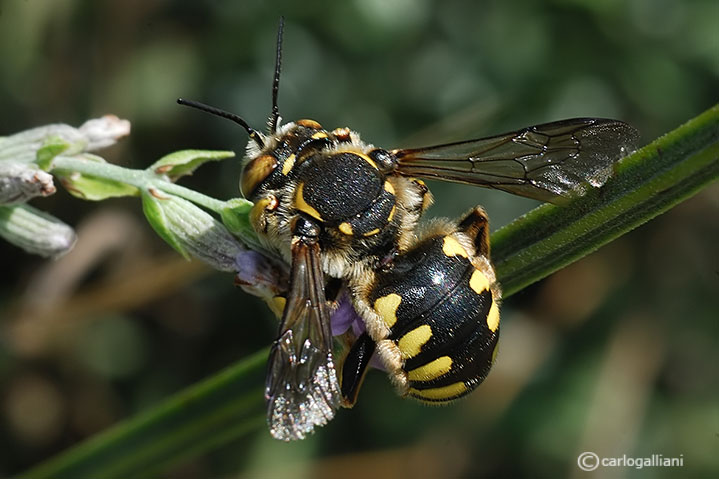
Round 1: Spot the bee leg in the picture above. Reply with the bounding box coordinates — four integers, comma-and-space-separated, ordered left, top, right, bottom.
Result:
458, 206, 491, 256
340, 332, 376, 408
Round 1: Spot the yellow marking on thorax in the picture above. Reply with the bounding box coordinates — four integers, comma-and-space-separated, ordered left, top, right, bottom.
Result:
407, 356, 452, 382
297, 119, 323, 129
356, 152, 378, 170
339, 222, 353, 235
409, 381, 467, 401
469, 269, 490, 294
442, 236, 469, 258
363, 228, 380, 237
294, 183, 323, 220
486, 300, 500, 332
398, 324, 432, 359
311, 131, 329, 140
384, 181, 395, 195
281, 153, 296, 175
374, 294, 402, 328
387, 205, 396, 222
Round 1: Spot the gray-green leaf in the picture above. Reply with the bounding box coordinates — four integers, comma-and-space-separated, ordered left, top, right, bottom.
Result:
149, 149, 235, 181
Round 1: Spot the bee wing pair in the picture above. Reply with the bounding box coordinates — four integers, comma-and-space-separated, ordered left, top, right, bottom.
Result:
394, 117, 639, 204
265, 117, 639, 439
265, 235, 340, 441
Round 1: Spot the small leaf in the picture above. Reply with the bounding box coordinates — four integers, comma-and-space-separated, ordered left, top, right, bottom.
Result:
54, 154, 139, 201
141, 189, 190, 259
35, 136, 71, 170
219, 198, 263, 249
0, 203, 76, 258
149, 149, 235, 181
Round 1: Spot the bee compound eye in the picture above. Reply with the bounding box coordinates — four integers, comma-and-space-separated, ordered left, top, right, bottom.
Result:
241, 154, 278, 198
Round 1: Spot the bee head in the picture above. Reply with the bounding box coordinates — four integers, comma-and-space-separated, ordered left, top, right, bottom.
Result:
241, 119, 333, 198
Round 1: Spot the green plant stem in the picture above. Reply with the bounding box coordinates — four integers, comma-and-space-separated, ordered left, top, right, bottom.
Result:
21, 104, 719, 479
50, 155, 230, 213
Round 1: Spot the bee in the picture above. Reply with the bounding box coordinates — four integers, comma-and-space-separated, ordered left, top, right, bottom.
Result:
179, 19, 638, 441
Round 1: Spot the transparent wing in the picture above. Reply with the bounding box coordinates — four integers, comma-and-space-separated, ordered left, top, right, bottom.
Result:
394, 118, 639, 204
265, 236, 341, 441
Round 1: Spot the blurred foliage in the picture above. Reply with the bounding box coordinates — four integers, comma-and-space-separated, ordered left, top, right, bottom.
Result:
0, 0, 717, 478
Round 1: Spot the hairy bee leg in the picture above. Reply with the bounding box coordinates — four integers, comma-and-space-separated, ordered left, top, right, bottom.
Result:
340, 332, 376, 408
411, 179, 433, 214
458, 206, 491, 256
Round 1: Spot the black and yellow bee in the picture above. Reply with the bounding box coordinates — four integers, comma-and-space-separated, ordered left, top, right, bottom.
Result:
179, 19, 637, 441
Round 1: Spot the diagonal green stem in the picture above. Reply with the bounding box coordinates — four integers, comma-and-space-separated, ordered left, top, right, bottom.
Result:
21, 104, 719, 479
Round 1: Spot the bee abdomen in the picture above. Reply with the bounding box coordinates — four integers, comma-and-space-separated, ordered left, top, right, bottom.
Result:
405, 315, 499, 402
369, 232, 500, 403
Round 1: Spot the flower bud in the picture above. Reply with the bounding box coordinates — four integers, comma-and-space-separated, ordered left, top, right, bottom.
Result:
234, 249, 288, 298
141, 189, 244, 272
0, 162, 55, 204
0, 204, 76, 258
78, 115, 131, 151
0, 115, 131, 166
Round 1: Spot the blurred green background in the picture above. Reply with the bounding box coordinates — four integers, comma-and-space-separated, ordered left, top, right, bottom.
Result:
1, 0, 717, 477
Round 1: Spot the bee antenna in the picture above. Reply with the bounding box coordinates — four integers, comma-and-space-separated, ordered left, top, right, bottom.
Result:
177, 98, 265, 150
268, 17, 284, 133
